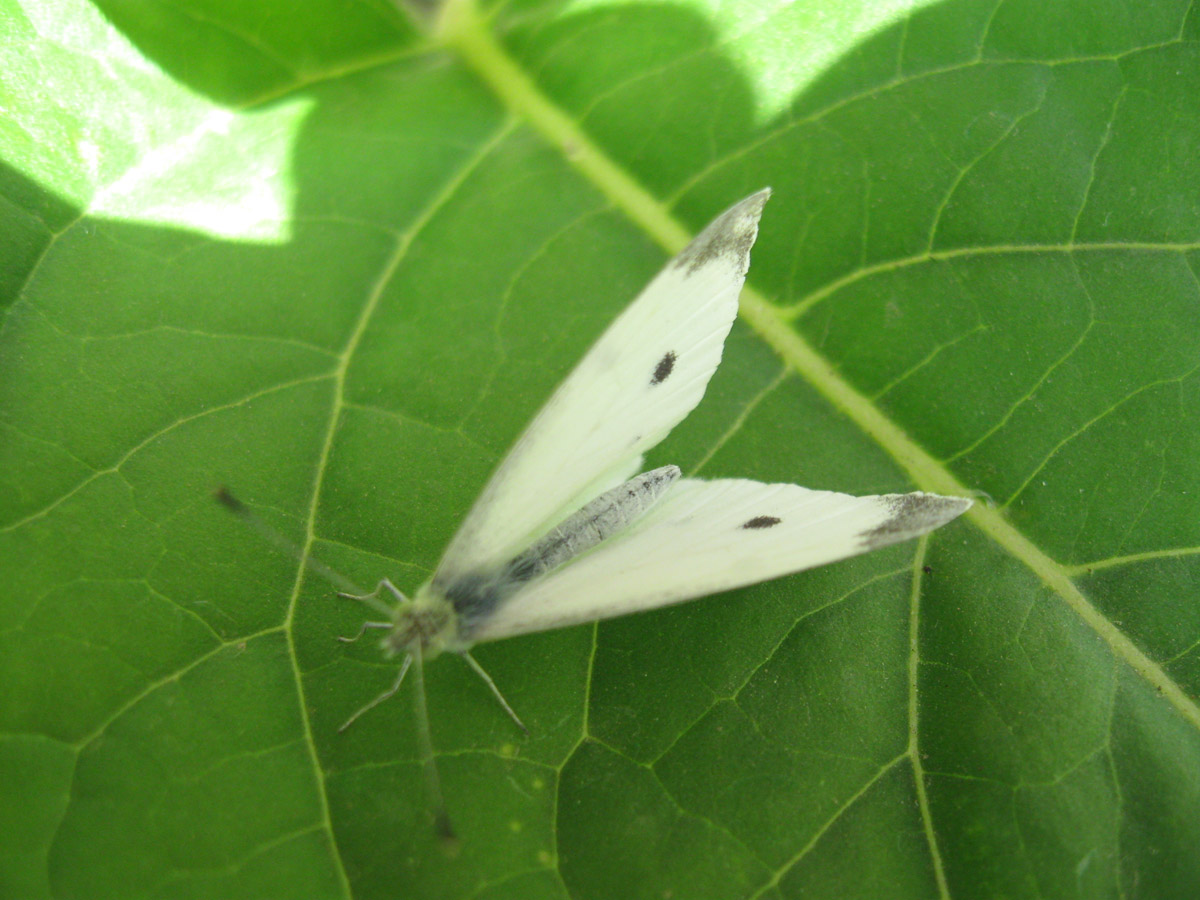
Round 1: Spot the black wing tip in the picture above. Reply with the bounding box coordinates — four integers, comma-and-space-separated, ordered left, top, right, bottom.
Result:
861, 492, 972, 549
673, 189, 772, 275
724, 187, 772, 227
716, 187, 772, 232
740, 186, 772, 213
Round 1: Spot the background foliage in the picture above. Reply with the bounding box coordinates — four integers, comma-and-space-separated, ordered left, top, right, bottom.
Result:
3, 0, 1200, 897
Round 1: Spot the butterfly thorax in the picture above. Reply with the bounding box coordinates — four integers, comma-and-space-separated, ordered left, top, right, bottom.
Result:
383, 587, 461, 659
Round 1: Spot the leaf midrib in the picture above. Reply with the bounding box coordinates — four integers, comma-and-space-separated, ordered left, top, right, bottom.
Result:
436, 0, 1200, 734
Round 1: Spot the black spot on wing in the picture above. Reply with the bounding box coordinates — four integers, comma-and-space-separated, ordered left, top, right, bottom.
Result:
742, 515, 781, 529
650, 351, 676, 385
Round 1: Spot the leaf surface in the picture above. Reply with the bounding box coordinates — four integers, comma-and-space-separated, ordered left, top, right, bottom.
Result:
2, 0, 1199, 898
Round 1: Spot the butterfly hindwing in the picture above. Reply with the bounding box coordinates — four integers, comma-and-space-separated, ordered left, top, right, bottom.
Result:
464, 479, 970, 642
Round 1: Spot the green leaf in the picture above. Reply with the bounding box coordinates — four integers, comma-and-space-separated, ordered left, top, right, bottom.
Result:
3, 0, 1199, 897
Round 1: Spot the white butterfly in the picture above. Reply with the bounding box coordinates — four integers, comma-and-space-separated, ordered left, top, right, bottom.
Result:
346, 188, 968, 659
222, 189, 969, 836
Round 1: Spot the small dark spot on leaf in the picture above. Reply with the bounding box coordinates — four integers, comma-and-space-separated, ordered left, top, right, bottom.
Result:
742, 515, 781, 529
214, 486, 248, 516
922, 565, 933, 575
651, 351, 677, 385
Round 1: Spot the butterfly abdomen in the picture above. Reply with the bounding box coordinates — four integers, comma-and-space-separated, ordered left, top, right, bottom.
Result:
509, 465, 680, 581
447, 466, 681, 636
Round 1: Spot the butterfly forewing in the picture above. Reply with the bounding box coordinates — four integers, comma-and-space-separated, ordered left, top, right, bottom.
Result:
434, 190, 772, 584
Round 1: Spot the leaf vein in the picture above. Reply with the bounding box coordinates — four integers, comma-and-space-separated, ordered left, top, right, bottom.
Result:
282, 118, 518, 894
0, 371, 336, 534
907, 540, 952, 900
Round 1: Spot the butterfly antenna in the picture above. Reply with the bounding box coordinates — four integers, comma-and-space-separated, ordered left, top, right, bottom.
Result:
214, 487, 369, 599
410, 640, 457, 845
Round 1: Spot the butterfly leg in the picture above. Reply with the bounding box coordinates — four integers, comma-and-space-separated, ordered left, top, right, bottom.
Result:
336, 620, 392, 644
336, 578, 407, 616
338, 654, 413, 732
462, 651, 528, 735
